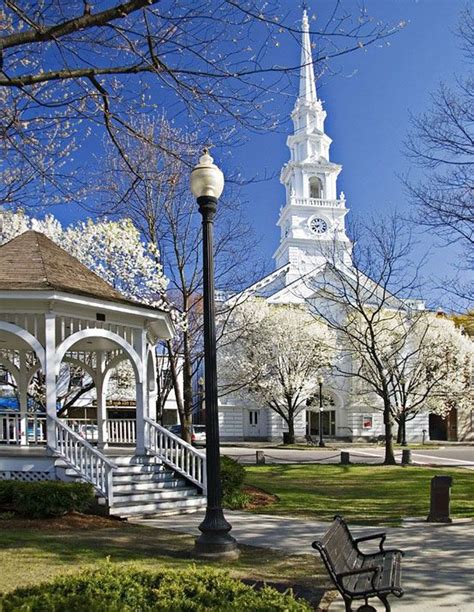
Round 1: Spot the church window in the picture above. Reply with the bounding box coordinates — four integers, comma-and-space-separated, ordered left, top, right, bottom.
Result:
309, 176, 323, 199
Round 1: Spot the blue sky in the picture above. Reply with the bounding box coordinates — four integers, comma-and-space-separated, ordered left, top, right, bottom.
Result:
53, 0, 469, 307
221, 0, 469, 303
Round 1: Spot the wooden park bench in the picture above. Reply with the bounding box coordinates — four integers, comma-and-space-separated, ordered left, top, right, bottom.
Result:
312, 516, 404, 611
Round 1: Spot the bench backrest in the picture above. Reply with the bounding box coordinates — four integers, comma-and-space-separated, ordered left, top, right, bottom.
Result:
313, 516, 362, 579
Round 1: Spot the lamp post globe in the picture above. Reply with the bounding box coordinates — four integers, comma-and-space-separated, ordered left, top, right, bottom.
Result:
191, 149, 238, 560
318, 375, 325, 448
190, 149, 225, 200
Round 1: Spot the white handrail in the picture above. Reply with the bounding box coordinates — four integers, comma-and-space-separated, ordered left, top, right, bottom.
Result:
144, 417, 206, 493
50, 416, 116, 505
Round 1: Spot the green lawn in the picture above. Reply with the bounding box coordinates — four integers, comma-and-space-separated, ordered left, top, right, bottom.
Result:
244, 464, 474, 525
0, 521, 328, 607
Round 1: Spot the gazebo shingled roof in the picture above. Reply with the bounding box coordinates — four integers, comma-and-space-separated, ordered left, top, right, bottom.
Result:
0, 230, 150, 309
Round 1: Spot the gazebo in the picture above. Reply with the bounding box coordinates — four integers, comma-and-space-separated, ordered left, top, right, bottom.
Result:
0, 231, 206, 516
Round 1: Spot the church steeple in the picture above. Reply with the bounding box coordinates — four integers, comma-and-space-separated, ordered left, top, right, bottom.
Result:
273, 9, 352, 277
298, 10, 317, 104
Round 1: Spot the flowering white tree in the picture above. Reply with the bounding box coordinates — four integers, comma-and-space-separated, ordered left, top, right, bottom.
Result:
348, 311, 473, 444
0, 210, 168, 306
220, 299, 334, 444
388, 316, 473, 442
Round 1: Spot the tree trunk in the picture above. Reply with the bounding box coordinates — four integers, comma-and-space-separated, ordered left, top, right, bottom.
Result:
396, 418, 403, 444
383, 404, 396, 465
286, 419, 295, 445
181, 329, 194, 444
166, 340, 185, 430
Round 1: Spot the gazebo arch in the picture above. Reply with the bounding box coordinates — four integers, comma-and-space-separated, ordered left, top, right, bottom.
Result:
56, 329, 142, 383
0, 321, 45, 368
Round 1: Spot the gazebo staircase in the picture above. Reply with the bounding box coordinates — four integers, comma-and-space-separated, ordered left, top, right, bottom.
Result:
62, 454, 206, 517
53, 417, 207, 518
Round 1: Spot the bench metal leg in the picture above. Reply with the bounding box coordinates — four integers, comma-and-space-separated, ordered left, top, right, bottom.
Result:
343, 596, 353, 611
377, 594, 391, 611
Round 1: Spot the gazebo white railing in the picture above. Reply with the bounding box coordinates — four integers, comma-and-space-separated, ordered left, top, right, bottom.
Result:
107, 419, 136, 444
0, 412, 46, 444
144, 417, 206, 492
51, 416, 116, 504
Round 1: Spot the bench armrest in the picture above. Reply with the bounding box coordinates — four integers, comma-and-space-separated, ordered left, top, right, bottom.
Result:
354, 532, 386, 553
337, 566, 381, 593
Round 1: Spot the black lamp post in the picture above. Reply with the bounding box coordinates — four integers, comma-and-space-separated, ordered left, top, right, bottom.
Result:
318, 375, 325, 447
191, 150, 239, 560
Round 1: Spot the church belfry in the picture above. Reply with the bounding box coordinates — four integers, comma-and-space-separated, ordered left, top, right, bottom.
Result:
273, 9, 351, 276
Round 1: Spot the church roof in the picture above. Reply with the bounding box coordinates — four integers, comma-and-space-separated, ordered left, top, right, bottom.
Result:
0, 230, 154, 309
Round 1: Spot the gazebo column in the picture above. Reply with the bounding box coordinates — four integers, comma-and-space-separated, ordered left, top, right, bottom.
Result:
96, 352, 108, 449
44, 312, 58, 451
147, 350, 158, 422
19, 351, 28, 446
134, 331, 147, 455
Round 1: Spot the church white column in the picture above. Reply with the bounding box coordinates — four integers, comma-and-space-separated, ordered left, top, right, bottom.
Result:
44, 312, 57, 451
96, 351, 108, 449
19, 351, 28, 446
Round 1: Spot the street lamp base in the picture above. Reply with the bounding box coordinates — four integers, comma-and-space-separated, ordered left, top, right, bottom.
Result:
194, 507, 240, 560
318, 441, 326, 448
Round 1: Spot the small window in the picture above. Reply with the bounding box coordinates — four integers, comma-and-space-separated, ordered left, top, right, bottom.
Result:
309, 176, 323, 199
249, 410, 259, 426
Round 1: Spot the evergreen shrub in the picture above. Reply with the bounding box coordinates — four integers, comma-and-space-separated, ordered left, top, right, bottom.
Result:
0, 480, 94, 518
220, 456, 245, 499
0, 564, 310, 611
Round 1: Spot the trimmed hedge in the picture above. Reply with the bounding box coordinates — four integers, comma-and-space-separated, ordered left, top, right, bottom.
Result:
0, 564, 311, 611
220, 456, 245, 499
0, 480, 94, 518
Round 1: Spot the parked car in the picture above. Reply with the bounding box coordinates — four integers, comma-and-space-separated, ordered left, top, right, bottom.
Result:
167, 424, 206, 446
192, 425, 206, 445
78, 424, 99, 442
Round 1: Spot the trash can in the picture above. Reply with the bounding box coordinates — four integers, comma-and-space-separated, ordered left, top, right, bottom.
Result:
283, 432, 291, 444
427, 475, 453, 523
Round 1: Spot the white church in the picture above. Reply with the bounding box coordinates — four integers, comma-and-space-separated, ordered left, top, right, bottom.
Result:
217, 11, 431, 443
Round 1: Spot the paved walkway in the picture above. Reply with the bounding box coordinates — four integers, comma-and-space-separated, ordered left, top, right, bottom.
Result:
133, 512, 474, 611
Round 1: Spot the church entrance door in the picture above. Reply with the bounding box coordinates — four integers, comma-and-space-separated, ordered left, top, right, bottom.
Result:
307, 410, 336, 437
429, 409, 458, 441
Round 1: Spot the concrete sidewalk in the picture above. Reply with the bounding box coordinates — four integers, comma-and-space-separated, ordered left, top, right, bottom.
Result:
133, 511, 474, 611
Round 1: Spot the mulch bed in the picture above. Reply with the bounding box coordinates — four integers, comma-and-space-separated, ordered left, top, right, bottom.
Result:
0, 511, 121, 530
242, 485, 279, 509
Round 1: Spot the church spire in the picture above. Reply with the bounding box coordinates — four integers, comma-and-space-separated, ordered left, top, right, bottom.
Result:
298, 10, 317, 104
